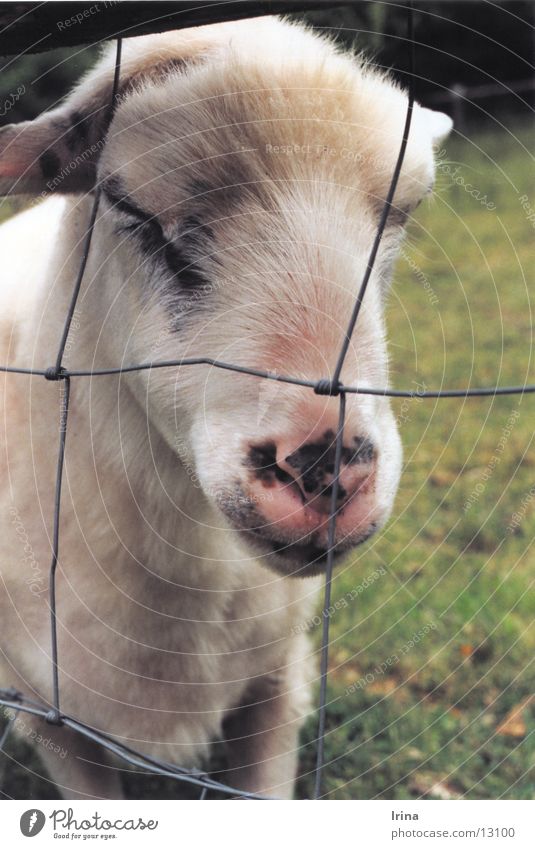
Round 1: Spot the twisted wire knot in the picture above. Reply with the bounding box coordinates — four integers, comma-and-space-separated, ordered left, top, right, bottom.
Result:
314, 378, 341, 397
44, 366, 67, 381
45, 709, 63, 726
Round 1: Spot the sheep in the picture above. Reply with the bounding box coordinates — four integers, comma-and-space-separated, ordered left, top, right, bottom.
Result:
0, 16, 451, 799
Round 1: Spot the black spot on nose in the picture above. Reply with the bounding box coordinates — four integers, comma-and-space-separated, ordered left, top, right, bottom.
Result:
285, 436, 375, 500
285, 441, 335, 497
245, 442, 295, 489
246, 436, 375, 504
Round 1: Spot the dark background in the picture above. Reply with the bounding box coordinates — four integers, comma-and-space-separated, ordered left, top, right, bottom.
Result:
300, 1, 534, 124
0, 2, 533, 129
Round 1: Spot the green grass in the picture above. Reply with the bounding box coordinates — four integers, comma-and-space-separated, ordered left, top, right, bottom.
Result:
296, 121, 535, 799
2, 123, 534, 800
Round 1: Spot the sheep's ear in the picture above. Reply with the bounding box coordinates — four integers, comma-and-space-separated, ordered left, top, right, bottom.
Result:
0, 43, 120, 196
419, 107, 453, 147
0, 37, 194, 196
0, 106, 108, 195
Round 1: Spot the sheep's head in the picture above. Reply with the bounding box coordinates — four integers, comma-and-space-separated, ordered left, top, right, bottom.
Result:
0, 18, 451, 576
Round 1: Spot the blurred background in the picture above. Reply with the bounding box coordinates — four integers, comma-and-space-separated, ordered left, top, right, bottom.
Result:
0, 1, 534, 800
0, 1, 533, 129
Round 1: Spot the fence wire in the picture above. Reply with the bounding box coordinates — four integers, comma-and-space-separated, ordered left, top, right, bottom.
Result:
0, 1, 533, 801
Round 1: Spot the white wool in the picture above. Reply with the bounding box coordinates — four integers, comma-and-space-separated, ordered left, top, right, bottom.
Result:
0, 17, 450, 799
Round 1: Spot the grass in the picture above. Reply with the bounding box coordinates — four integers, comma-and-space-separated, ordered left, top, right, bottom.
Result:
296, 120, 535, 799
1, 122, 534, 800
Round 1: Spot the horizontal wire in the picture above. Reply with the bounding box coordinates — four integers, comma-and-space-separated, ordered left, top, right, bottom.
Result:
0, 35, 269, 805
0, 695, 267, 800
2, 4, 532, 805
1, 359, 534, 398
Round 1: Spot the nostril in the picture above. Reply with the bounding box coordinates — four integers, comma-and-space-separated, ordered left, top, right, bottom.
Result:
322, 482, 347, 503
246, 442, 306, 501
247, 436, 375, 511
273, 464, 295, 487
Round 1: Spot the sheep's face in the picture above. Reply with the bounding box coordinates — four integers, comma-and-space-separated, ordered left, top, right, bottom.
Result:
96, 50, 450, 577
0, 21, 451, 576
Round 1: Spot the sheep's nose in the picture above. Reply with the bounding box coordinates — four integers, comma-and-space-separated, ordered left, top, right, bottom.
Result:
248, 434, 375, 516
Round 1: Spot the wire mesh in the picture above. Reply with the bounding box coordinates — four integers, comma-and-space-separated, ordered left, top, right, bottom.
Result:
0, 1, 533, 800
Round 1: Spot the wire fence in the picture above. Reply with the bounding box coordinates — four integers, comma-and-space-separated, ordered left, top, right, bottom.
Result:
0, 1, 533, 801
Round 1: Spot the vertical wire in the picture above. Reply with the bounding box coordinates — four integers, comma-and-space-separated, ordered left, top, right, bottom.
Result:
47, 376, 70, 722
36, 5, 416, 788
54, 38, 123, 374
313, 391, 346, 799
331, 1, 415, 388
0, 2, 528, 798
46, 39, 123, 723
314, 1, 415, 798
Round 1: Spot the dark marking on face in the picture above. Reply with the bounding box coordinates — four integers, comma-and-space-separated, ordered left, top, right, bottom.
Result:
102, 175, 211, 293
284, 436, 374, 495
64, 110, 91, 153
351, 436, 375, 464
247, 435, 374, 503
270, 539, 329, 567
246, 442, 277, 473
102, 175, 153, 224
181, 215, 215, 252
164, 241, 208, 290
323, 482, 347, 501
369, 195, 409, 228
264, 521, 378, 571
385, 204, 409, 227
40, 151, 60, 181
245, 442, 297, 491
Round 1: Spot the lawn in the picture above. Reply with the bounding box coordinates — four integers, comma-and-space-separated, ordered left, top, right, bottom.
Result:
1, 122, 534, 800
296, 120, 535, 799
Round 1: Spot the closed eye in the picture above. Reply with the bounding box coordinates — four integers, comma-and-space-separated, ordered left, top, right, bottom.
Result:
403, 178, 435, 215
102, 176, 154, 228
114, 219, 147, 236
396, 181, 435, 221
102, 176, 209, 290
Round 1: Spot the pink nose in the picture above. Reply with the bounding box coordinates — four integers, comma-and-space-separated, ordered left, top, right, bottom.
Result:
248, 432, 375, 517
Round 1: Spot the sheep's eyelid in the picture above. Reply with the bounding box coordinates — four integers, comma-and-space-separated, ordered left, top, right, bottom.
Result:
404, 181, 434, 214
102, 180, 158, 228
